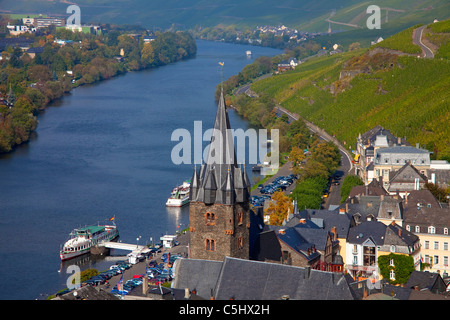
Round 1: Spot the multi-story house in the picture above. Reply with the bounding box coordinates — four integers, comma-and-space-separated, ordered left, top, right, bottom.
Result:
345, 220, 420, 280
403, 189, 450, 277
373, 145, 431, 190
385, 162, 428, 197
355, 125, 409, 184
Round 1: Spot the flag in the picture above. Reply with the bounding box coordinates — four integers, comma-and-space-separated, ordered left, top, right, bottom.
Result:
109, 216, 115, 221
218, 62, 224, 66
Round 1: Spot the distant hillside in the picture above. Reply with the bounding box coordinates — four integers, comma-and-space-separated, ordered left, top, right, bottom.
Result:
250, 20, 450, 160
1, 0, 448, 34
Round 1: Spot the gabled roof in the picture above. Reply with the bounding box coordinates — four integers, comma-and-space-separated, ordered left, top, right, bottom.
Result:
171, 258, 223, 299
388, 162, 428, 183
358, 125, 409, 147
385, 222, 419, 247
405, 271, 446, 293
172, 257, 355, 300
347, 220, 386, 245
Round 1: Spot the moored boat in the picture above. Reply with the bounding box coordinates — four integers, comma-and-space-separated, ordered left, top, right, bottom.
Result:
166, 180, 190, 207
60, 218, 119, 261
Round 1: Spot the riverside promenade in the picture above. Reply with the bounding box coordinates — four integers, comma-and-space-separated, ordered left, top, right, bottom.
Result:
97, 231, 190, 295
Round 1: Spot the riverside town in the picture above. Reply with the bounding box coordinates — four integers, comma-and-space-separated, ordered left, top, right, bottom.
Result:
0, 0, 449, 308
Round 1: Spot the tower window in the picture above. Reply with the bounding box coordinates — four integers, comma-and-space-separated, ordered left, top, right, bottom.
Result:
238, 236, 243, 249
205, 239, 216, 251
238, 211, 243, 225
205, 212, 216, 226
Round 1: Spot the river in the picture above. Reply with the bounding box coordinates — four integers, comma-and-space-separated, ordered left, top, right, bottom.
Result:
0, 40, 282, 300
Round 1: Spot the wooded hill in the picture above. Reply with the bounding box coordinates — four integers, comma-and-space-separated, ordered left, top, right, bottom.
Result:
250, 19, 450, 160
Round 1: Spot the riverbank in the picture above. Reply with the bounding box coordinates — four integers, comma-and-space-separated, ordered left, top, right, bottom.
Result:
0, 30, 196, 154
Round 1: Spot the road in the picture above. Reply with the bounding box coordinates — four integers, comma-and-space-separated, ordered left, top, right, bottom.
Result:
413, 25, 434, 58
234, 70, 355, 211
272, 106, 353, 210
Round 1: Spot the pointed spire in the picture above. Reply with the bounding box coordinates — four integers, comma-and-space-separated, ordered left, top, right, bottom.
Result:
190, 164, 199, 201
203, 168, 217, 205
222, 166, 235, 205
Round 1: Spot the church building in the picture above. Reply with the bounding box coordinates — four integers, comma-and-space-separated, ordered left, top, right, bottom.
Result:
188, 90, 251, 261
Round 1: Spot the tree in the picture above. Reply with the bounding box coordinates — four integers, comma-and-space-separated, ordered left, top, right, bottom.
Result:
266, 191, 294, 226
424, 182, 449, 203
340, 175, 364, 203
141, 43, 155, 67
289, 146, 305, 174
291, 176, 328, 210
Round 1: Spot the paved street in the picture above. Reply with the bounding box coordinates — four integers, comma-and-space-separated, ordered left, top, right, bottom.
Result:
413, 25, 434, 58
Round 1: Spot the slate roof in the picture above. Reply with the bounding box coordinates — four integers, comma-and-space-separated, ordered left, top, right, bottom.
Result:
173, 257, 355, 300
358, 125, 409, 147
347, 220, 386, 245
402, 191, 450, 231
288, 208, 353, 239
385, 222, 419, 247
405, 271, 447, 294
53, 285, 119, 300
376, 146, 429, 155
342, 196, 381, 223
190, 90, 250, 205
276, 227, 321, 260
171, 258, 223, 299
389, 162, 428, 184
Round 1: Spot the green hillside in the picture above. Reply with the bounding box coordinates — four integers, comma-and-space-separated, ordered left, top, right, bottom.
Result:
250, 21, 450, 160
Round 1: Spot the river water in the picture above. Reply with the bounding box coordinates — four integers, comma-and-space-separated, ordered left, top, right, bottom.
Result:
0, 40, 282, 300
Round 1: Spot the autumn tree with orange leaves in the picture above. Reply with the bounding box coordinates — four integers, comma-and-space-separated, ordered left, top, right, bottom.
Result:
266, 190, 294, 226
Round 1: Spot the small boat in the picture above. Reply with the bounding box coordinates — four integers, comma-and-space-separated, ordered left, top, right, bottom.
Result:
60, 219, 119, 261
166, 180, 190, 207
246, 50, 252, 57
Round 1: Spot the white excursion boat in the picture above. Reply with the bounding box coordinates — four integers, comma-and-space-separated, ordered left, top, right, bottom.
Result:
60, 220, 119, 261
166, 180, 190, 207
246, 50, 252, 57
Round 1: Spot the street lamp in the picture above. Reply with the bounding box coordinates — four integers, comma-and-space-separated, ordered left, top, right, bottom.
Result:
136, 235, 141, 248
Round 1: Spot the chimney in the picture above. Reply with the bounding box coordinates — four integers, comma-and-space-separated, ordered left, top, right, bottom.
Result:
346, 203, 349, 212
331, 226, 337, 241
398, 228, 401, 237
299, 218, 306, 224
398, 137, 401, 145
279, 229, 286, 234
339, 207, 346, 214
304, 267, 311, 279
405, 193, 408, 204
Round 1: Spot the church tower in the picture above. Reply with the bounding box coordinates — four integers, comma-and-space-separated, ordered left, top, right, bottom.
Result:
188, 90, 251, 261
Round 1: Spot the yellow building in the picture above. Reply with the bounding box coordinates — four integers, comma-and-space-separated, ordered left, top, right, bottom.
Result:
403, 190, 450, 277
